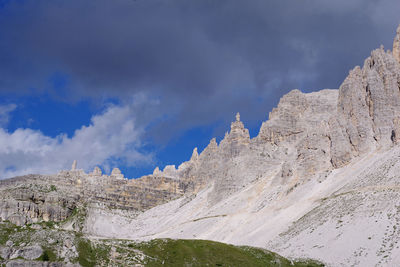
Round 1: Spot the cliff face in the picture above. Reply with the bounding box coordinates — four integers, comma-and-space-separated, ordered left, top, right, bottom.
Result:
394, 24, 400, 63
1, 26, 400, 227
149, 43, 400, 205
335, 46, 400, 160
1, 23, 400, 266
80, 24, 400, 266
0, 170, 190, 226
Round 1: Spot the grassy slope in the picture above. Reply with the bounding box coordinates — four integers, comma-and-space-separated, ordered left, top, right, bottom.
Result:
131, 239, 324, 267
0, 221, 324, 267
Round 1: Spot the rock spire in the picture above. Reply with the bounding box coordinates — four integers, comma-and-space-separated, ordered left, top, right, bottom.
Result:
71, 160, 77, 171
190, 147, 199, 161
394, 24, 400, 63
225, 112, 250, 143
153, 167, 161, 176
91, 166, 102, 176
111, 168, 124, 179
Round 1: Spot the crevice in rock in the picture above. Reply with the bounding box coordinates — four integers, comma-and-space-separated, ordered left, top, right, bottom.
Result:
391, 130, 396, 143
365, 84, 374, 119
345, 129, 357, 153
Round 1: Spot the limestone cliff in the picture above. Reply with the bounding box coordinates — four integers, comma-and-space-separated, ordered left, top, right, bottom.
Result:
79, 24, 400, 266
148, 41, 400, 204
1, 23, 400, 267
2, 25, 400, 226
394, 24, 400, 63
0, 167, 190, 225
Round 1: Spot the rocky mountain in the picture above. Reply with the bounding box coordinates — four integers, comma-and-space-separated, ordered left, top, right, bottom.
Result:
1, 24, 400, 266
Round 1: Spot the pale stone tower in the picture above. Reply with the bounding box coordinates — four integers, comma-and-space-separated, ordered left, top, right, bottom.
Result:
393, 24, 400, 63
236, 112, 240, 122
91, 166, 102, 176
71, 160, 77, 171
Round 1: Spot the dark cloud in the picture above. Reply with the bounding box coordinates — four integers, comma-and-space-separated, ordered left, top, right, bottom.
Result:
0, 0, 399, 142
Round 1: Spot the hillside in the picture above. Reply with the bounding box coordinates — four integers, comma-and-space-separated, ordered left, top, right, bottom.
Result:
1, 24, 400, 266
0, 220, 323, 266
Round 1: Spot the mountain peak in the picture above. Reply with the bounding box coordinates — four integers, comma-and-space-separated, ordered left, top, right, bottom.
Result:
222, 112, 250, 145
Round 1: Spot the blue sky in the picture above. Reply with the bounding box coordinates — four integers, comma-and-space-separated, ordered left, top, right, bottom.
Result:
0, 0, 399, 179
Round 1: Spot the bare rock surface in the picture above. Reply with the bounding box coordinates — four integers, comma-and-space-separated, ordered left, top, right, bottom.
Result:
82, 25, 400, 266
5, 260, 62, 267
394, 24, 400, 63
1, 23, 400, 267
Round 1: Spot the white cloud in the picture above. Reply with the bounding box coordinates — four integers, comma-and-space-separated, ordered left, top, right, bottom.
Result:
0, 104, 17, 127
0, 103, 152, 179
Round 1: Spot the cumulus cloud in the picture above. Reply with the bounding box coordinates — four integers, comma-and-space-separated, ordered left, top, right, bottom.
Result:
0, 102, 151, 179
0, 104, 17, 127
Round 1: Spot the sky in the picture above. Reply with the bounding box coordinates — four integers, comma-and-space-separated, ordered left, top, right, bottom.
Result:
0, 0, 399, 179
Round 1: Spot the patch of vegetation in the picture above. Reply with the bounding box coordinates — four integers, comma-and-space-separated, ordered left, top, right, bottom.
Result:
37, 248, 57, 262
0, 223, 39, 247
0, 222, 22, 245
43, 221, 55, 228
59, 206, 87, 231
50, 185, 57, 192
129, 239, 325, 267
75, 236, 111, 267
292, 259, 326, 267
76, 238, 97, 267
1, 220, 324, 267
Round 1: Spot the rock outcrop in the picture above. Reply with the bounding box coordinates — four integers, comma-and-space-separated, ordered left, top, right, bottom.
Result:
110, 168, 124, 179
394, 24, 400, 63
2, 33, 400, 225
0, 166, 192, 224
90, 166, 102, 176
1, 22, 400, 267
71, 160, 77, 171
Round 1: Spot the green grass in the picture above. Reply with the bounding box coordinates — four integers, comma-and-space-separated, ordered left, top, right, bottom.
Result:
0, 222, 22, 245
0, 225, 13, 245
74, 236, 111, 267
130, 239, 324, 267
0, 220, 324, 267
37, 248, 57, 262
43, 221, 55, 228
76, 238, 97, 267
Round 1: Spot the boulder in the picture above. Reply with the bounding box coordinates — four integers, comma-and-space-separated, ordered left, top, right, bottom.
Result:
21, 245, 43, 260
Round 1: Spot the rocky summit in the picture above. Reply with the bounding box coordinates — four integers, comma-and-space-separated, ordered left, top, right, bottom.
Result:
1, 25, 400, 266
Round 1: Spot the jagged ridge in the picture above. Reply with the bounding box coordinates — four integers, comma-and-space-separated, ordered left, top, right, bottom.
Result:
1, 23, 400, 267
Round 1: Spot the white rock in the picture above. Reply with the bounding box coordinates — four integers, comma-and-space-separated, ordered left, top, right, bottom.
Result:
111, 168, 124, 179
83, 25, 400, 267
71, 160, 77, 171
393, 24, 400, 63
90, 166, 102, 176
